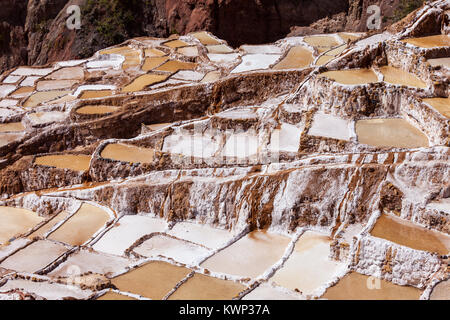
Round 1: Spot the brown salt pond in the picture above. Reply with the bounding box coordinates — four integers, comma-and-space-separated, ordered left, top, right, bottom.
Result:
192, 31, 221, 46
370, 214, 450, 255
144, 48, 166, 57
48, 203, 110, 246
273, 46, 314, 70
9, 86, 34, 98
101, 143, 154, 164
355, 118, 429, 148
422, 97, 450, 118
34, 154, 91, 171
0, 240, 68, 273
319, 68, 378, 85
122, 73, 169, 92
111, 261, 191, 299
155, 60, 197, 73
97, 291, 137, 300
0, 206, 44, 244
142, 56, 170, 71
402, 35, 450, 48
0, 122, 24, 133
379, 66, 427, 88
28, 211, 71, 239
168, 273, 246, 300
79, 90, 113, 99
271, 231, 343, 295
23, 90, 71, 108
322, 272, 422, 300
304, 35, 341, 53
163, 39, 189, 49
430, 279, 450, 300
200, 231, 291, 278
76, 105, 120, 115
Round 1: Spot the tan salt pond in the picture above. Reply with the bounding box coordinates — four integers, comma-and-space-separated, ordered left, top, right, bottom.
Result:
379, 66, 427, 88
201, 71, 221, 83
402, 35, 450, 48
111, 261, 191, 299
339, 33, 361, 42
428, 57, 450, 68
97, 291, 136, 300
322, 272, 422, 300
0, 240, 68, 273
155, 60, 197, 73
0, 206, 44, 244
101, 143, 154, 164
28, 211, 70, 239
79, 90, 113, 99
201, 231, 291, 278
48, 203, 110, 246
0, 132, 24, 147
192, 31, 221, 46
315, 55, 335, 66
47, 67, 84, 80
9, 86, 34, 98
0, 122, 24, 133
142, 56, 170, 71
430, 279, 450, 300
355, 118, 429, 148
163, 39, 189, 48
422, 97, 450, 118
144, 48, 166, 57
304, 35, 341, 53
370, 214, 450, 255
273, 46, 314, 70
319, 69, 378, 85
169, 273, 246, 300
207, 44, 233, 54
147, 123, 171, 131
122, 73, 169, 92
34, 154, 91, 171
23, 90, 71, 108
271, 231, 343, 295
76, 105, 120, 115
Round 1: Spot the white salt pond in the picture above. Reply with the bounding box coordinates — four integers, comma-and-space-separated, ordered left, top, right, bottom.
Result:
231, 54, 281, 73
308, 113, 351, 141
428, 57, 450, 68
163, 133, 219, 158
268, 123, 302, 153
93, 215, 167, 256
222, 132, 259, 159
27, 112, 66, 126
207, 53, 240, 64
133, 234, 210, 265
243, 283, 302, 300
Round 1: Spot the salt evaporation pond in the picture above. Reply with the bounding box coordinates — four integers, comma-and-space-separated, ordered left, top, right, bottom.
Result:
0, 206, 44, 244
34, 154, 92, 171
101, 143, 154, 164
319, 68, 378, 85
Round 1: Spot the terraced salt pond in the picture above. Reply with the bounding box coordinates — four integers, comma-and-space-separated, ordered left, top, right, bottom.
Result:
28, 211, 70, 239
163, 39, 190, 49
142, 57, 169, 71
319, 68, 378, 85
0, 132, 24, 147
155, 60, 197, 73
192, 31, 221, 46
430, 279, 450, 300
370, 214, 450, 255
379, 66, 427, 88
0, 240, 68, 273
34, 154, 91, 171
402, 34, 450, 48
9, 86, 34, 98
47, 66, 84, 80
48, 203, 110, 246
303, 35, 341, 53
97, 291, 136, 300
271, 231, 343, 295
122, 73, 169, 92
168, 273, 246, 300
76, 105, 120, 115
79, 90, 114, 99
101, 143, 154, 164
423, 97, 450, 118
355, 118, 429, 148
111, 261, 191, 299
23, 90, 71, 108
428, 57, 450, 68
322, 272, 422, 300
273, 46, 314, 70
0, 122, 24, 132
0, 206, 44, 244
200, 231, 290, 278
